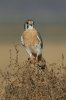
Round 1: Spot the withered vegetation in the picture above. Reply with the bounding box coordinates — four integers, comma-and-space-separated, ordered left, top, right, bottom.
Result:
0, 44, 66, 100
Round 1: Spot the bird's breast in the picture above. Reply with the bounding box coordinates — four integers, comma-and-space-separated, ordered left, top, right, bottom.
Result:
23, 29, 39, 47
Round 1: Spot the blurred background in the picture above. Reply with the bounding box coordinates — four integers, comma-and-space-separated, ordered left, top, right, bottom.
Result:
0, 0, 66, 68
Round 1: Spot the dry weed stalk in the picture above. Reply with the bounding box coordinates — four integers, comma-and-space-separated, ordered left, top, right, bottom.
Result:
0, 45, 66, 100
61, 53, 64, 67
9, 49, 12, 67
14, 44, 19, 66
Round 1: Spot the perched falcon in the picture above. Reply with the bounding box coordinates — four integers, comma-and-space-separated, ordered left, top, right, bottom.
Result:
21, 19, 43, 65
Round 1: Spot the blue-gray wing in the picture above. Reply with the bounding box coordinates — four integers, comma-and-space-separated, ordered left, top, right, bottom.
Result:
37, 32, 43, 48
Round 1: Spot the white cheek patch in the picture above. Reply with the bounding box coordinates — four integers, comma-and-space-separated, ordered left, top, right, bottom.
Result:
28, 25, 33, 29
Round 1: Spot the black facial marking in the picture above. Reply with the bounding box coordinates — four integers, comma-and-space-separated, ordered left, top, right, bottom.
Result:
27, 24, 29, 29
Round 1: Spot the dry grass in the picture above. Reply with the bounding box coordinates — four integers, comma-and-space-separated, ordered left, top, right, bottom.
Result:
0, 44, 66, 100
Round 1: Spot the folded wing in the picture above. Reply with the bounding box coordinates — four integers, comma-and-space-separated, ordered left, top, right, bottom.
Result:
37, 32, 43, 48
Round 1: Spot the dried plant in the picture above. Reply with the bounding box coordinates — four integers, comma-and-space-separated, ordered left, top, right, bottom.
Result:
61, 53, 64, 67
0, 44, 66, 100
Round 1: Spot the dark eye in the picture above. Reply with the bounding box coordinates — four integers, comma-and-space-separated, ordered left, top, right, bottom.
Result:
30, 24, 32, 26
27, 24, 29, 28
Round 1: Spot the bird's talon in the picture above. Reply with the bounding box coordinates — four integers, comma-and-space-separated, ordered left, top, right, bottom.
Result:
28, 58, 30, 60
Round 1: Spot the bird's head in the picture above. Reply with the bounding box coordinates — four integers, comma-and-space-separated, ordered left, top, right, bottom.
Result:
24, 19, 34, 30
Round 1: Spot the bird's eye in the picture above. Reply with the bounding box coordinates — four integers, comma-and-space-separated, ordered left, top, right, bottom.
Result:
27, 24, 29, 28
30, 24, 32, 26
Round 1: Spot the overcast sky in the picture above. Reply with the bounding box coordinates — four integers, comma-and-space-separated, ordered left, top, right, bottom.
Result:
0, 0, 66, 43
0, 0, 66, 23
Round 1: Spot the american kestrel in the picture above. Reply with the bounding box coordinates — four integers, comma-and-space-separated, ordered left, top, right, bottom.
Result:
21, 19, 43, 65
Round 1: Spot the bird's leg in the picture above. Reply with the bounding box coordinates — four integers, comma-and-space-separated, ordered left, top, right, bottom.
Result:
27, 52, 36, 64
36, 56, 39, 63
30, 55, 36, 64
36, 54, 42, 64
26, 47, 32, 62
31, 53, 37, 64
38, 54, 42, 62
30, 53, 38, 64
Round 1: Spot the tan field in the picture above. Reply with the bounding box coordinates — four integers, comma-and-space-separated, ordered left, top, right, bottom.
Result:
0, 43, 66, 70
0, 42, 66, 100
